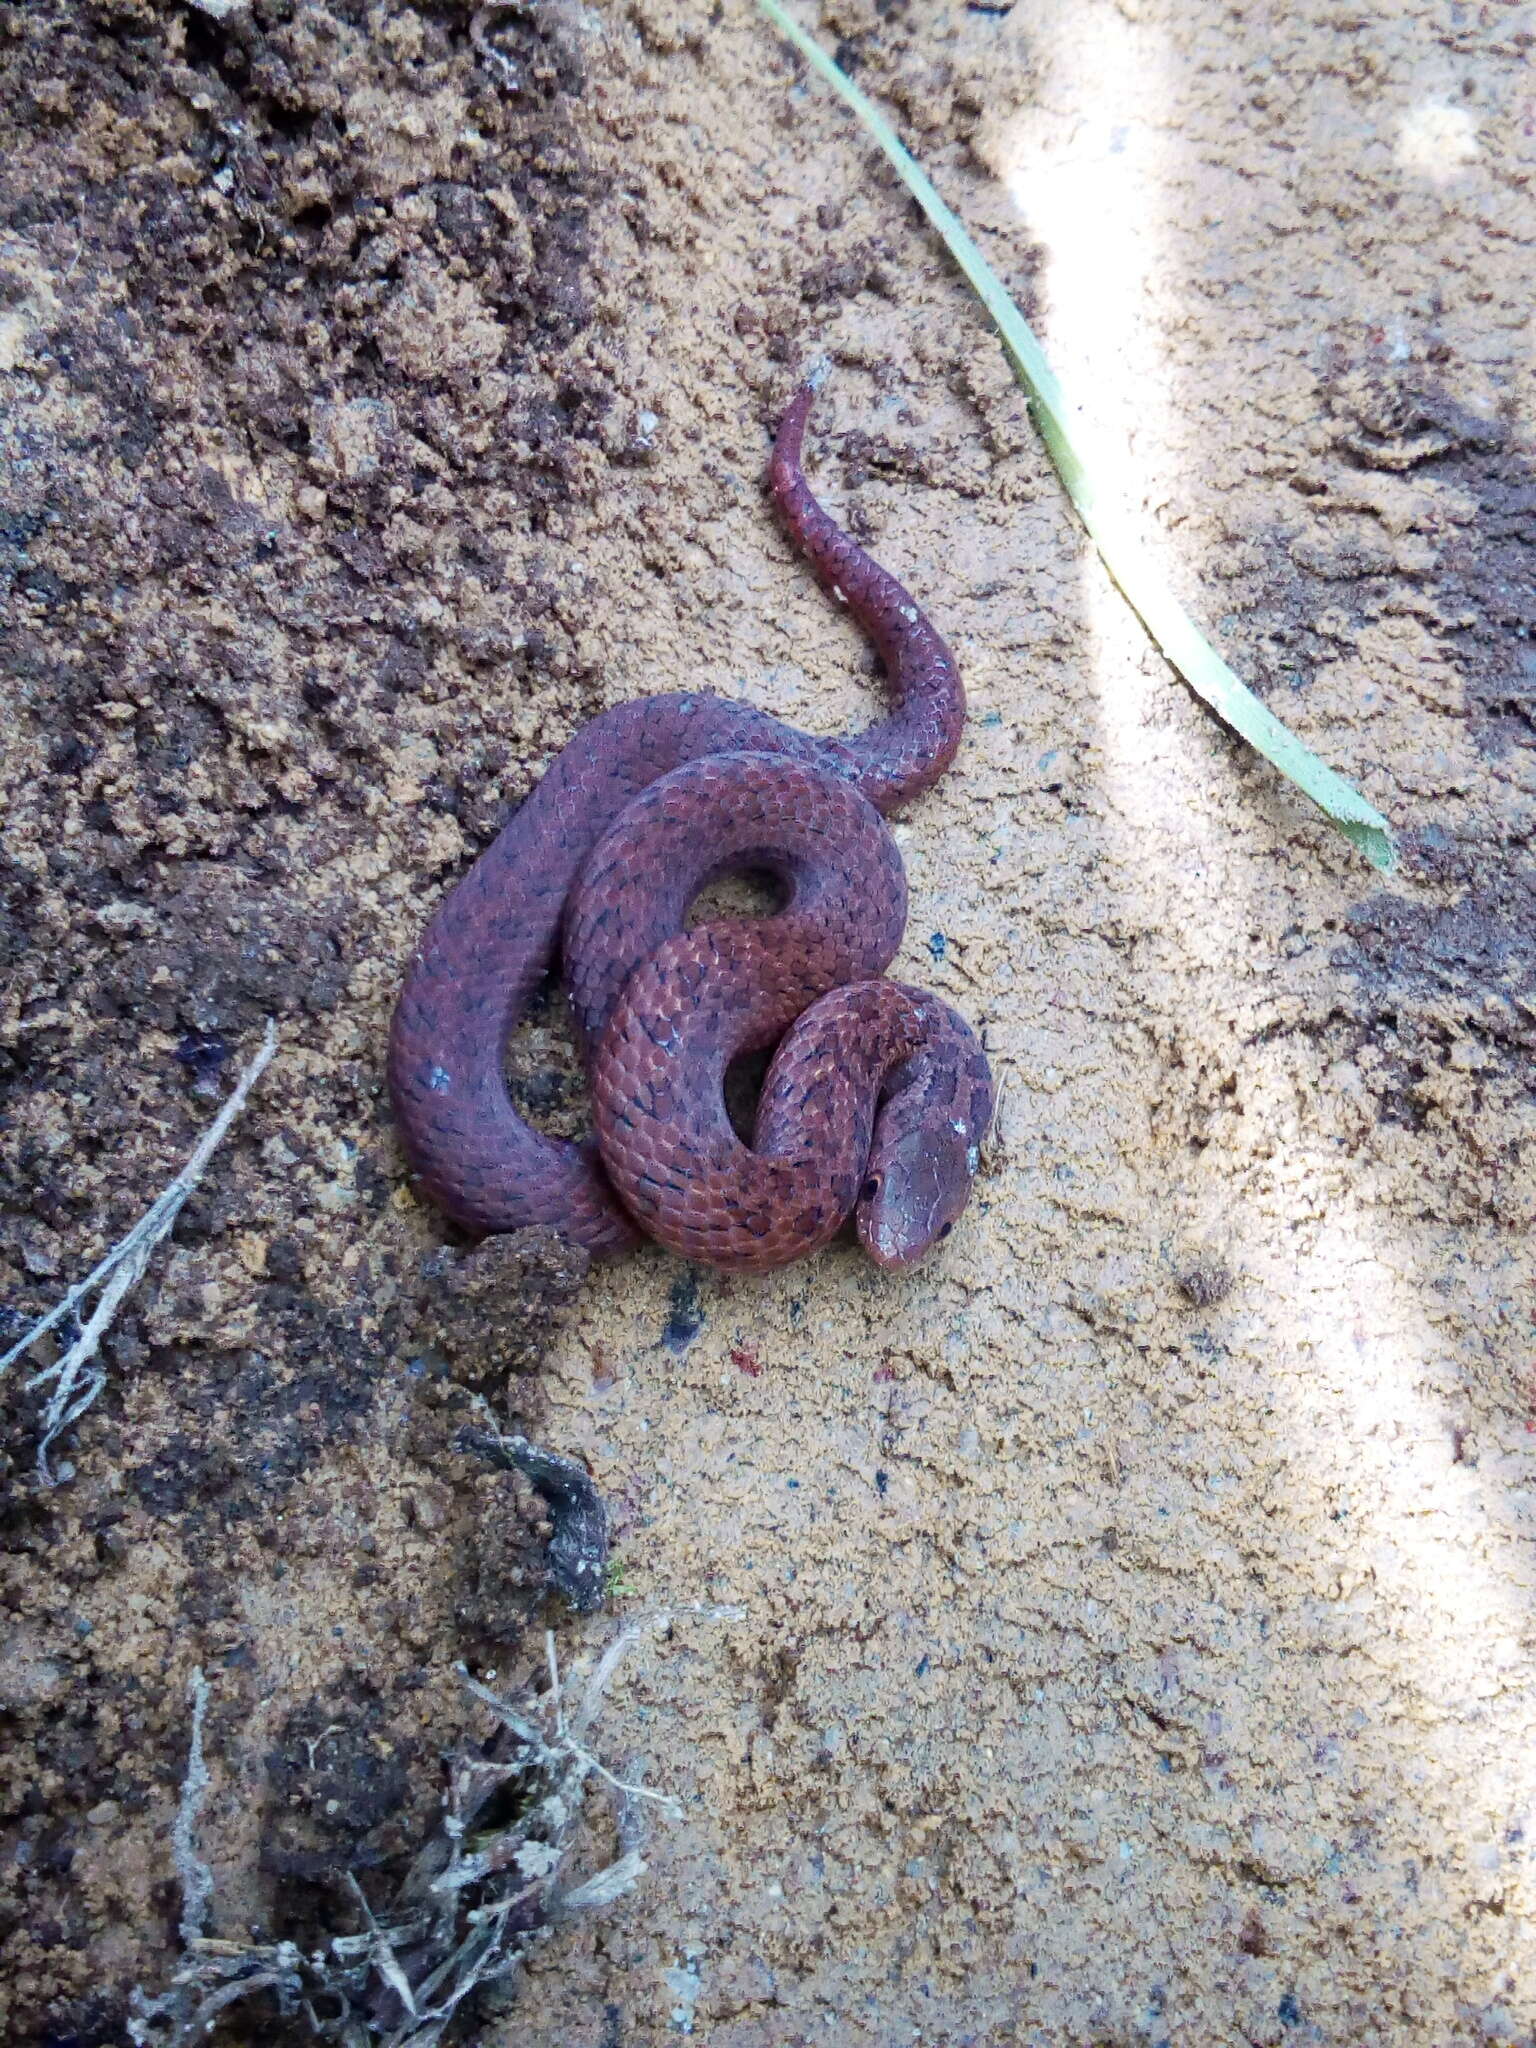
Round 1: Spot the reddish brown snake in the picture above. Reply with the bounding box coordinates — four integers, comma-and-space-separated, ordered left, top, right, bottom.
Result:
388, 380, 994, 1272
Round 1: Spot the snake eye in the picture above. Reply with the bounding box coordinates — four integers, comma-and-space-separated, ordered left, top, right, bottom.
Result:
860, 1177, 880, 1203
937, 1222, 953, 1239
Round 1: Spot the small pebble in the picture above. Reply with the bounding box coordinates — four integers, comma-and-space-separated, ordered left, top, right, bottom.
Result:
1178, 1260, 1233, 1309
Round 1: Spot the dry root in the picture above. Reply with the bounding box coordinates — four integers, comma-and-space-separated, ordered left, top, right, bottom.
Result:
130, 1606, 744, 2048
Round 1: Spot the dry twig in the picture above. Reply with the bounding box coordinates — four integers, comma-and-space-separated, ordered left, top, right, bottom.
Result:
0, 1019, 277, 1482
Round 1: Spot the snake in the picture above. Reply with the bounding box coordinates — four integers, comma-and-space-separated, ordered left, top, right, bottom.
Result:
388, 378, 994, 1274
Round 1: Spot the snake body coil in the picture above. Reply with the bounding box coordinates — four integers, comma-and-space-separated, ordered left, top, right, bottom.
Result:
389, 383, 993, 1272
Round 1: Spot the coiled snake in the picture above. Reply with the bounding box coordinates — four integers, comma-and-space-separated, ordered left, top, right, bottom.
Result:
389, 381, 994, 1273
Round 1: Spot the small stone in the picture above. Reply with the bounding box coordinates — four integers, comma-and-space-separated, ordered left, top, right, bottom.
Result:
1177, 1259, 1233, 1309
410, 1489, 448, 1533
95, 898, 157, 936
0, 1628, 66, 1710
16, 1219, 62, 1277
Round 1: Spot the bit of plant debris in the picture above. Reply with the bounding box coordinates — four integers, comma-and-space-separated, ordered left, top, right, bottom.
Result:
460, 1413, 611, 1613
130, 1607, 744, 2048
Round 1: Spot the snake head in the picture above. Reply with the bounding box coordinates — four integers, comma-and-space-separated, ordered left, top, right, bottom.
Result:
854, 1111, 983, 1271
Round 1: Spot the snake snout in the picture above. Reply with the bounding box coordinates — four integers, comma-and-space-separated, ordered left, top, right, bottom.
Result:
856, 1117, 978, 1271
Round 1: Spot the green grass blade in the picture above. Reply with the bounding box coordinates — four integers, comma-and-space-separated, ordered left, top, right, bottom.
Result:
753, 0, 1396, 873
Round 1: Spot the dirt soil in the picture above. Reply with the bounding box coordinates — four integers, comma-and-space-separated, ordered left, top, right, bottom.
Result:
1, 0, 1534, 2043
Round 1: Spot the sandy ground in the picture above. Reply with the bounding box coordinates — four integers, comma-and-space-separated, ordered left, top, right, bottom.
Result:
1, 0, 1534, 2043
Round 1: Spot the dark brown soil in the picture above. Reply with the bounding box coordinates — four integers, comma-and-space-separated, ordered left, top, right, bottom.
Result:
0, 5, 619, 2040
